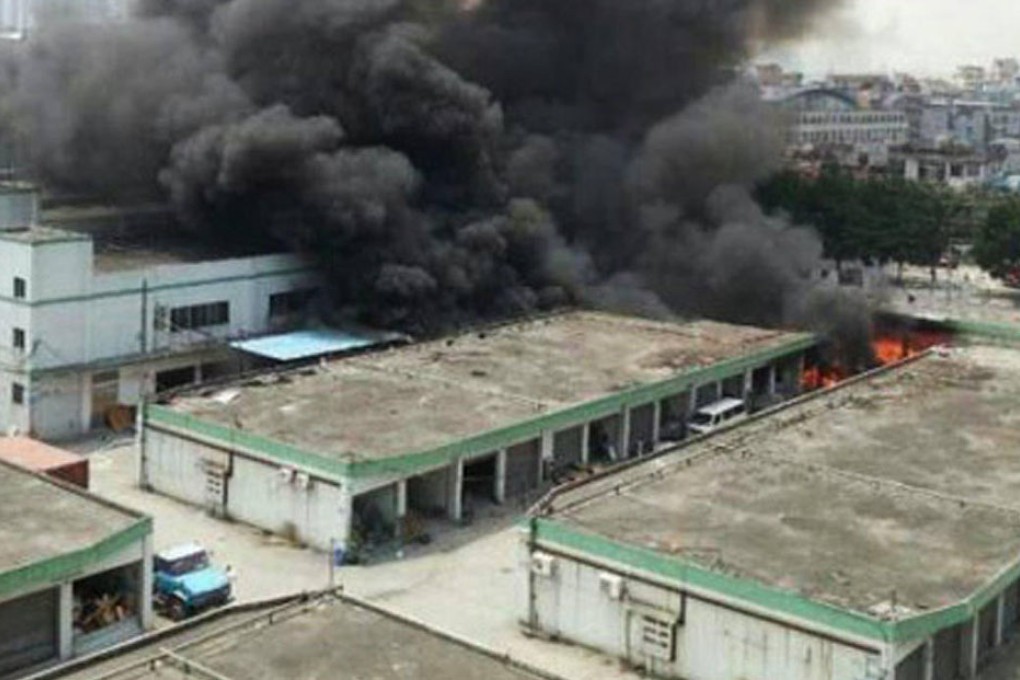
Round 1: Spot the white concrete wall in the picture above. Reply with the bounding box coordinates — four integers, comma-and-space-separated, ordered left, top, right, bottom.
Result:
33, 253, 314, 369
143, 427, 347, 551
29, 373, 86, 441
528, 551, 881, 680
142, 427, 227, 507
227, 455, 345, 549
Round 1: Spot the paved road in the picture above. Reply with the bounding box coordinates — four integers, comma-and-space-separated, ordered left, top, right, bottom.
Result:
81, 437, 637, 680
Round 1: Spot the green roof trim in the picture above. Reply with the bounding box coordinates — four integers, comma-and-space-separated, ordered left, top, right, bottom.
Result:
144, 333, 816, 481
0, 517, 152, 601
532, 517, 1020, 646
944, 319, 1020, 344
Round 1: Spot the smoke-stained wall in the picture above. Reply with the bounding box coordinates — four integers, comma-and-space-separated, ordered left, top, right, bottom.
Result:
0, 0, 871, 360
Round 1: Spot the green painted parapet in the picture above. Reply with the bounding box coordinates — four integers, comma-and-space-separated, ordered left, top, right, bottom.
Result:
0, 517, 152, 601
145, 333, 817, 482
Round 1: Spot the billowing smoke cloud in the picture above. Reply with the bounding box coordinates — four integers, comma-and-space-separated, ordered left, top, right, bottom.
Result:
0, 0, 865, 347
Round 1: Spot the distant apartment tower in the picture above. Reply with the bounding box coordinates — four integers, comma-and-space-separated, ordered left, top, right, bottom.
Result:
0, 185, 319, 440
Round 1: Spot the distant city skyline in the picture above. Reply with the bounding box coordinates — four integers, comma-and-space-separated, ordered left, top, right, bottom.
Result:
763, 0, 1020, 78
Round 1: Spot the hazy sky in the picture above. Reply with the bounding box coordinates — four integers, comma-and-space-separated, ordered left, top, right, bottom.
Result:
765, 0, 1020, 78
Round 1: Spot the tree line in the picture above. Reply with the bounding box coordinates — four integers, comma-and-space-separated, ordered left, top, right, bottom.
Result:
756, 168, 962, 276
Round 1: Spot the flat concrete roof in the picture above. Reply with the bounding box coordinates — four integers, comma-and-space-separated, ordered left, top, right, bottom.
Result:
0, 436, 83, 472
50, 594, 548, 680
0, 225, 89, 244
547, 345, 1020, 617
8, 202, 282, 271
556, 450, 1020, 615
0, 460, 140, 576
746, 345, 1020, 511
169, 312, 808, 462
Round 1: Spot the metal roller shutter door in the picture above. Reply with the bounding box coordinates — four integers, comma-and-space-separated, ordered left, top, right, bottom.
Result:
0, 588, 58, 675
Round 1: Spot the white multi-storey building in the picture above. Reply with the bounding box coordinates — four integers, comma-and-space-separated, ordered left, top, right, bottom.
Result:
769, 88, 909, 166
0, 186, 318, 440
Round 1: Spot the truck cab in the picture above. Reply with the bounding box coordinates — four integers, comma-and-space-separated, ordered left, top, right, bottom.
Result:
153, 543, 231, 621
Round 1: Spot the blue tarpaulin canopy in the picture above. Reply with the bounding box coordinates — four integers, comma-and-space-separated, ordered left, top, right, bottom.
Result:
230, 328, 403, 362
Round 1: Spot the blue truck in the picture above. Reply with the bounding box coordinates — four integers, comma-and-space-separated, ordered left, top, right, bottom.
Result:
153, 543, 232, 621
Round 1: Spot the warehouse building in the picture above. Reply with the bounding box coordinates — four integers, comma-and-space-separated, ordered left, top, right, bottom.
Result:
0, 185, 320, 440
140, 312, 815, 553
0, 458, 152, 676
37, 590, 551, 680
523, 344, 1020, 680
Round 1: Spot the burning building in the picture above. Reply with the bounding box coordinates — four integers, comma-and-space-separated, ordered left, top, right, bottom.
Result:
524, 342, 1020, 680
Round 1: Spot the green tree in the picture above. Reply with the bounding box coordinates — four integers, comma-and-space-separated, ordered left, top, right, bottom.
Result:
975, 198, 1020, 278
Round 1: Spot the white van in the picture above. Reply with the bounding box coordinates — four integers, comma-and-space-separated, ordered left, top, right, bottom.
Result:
687, 398, 747, 436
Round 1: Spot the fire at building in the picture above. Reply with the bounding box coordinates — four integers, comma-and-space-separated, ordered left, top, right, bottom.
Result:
803, 322, 954, 391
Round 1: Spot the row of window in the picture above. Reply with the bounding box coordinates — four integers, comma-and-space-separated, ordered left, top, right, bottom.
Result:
800, 112, 905, 126
796, 128, 907, 145
169, 301, 231, 332
167, 290, 316, 333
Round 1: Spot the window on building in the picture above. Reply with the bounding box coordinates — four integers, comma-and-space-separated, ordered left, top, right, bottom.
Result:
12, 327, 24, 351
169, 301, 230, 332
269, 289, 316, 320
12, 277, 25, 299
11, 382, 24, 405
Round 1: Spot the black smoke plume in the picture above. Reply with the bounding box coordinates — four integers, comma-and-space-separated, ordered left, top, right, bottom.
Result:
0, 0, 867, 351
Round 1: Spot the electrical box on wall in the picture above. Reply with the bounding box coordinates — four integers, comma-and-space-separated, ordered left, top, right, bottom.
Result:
531, 552, 557, 578
599, 571, 624, 600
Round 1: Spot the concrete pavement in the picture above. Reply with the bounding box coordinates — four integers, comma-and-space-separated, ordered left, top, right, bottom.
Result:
79, 436, 638, 680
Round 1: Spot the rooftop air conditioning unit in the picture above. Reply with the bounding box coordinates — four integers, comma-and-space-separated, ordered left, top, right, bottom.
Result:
531, 552, 557, 578
599, 572, 625, 600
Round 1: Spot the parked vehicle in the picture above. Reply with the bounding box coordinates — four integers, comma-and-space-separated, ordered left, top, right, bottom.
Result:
687, 398, 747, 436
153, 543, 232, 621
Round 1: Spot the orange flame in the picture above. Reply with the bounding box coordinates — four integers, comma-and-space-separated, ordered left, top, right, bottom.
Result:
803, 329, 953, 392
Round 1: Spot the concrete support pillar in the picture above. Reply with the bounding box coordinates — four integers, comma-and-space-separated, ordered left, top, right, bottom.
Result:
650, 401, 662, 447
767, 365, 777, 396
923, 638, 935, 680
998, 592, 1007, 647
619, 408, 631, 460
337, 484, 354, 550
743, 369, 753, 400
449, 459, 464, 522
140, 533, 154, 630
494, 449, 507, 504
539, 431, 553, 481
395, 480, 408, 547
961, 615, 979, 678
688, 388, 698, 414
580, 423, 591, 465
58, 581, 73, 660
796, 354, 806, 394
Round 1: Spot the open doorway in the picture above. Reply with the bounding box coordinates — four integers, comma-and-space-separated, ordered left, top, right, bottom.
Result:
72, 564, 142, 653
462, 454, 498, 522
